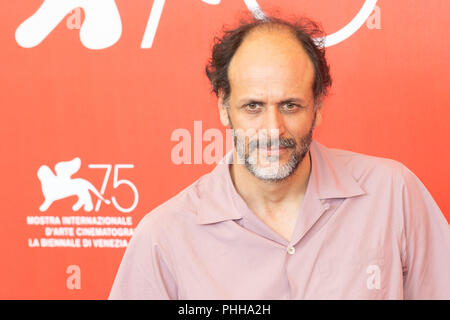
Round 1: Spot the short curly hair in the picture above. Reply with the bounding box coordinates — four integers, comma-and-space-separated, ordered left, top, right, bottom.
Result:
205, 15, 332, 108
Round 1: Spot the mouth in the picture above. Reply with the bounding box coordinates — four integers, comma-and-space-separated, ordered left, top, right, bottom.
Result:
259, 145, 288, 156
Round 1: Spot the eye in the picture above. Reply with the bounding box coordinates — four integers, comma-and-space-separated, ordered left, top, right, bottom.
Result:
244, 103, 262, 113
281, 103, 300, 112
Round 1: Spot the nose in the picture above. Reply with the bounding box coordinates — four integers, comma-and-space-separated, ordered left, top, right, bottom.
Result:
262, 105, 285, 137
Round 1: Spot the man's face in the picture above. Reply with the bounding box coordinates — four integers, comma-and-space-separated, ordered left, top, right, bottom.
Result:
219, 27, 321, 182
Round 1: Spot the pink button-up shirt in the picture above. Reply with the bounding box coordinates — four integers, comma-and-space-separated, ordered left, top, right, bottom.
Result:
109, 140, 450, 299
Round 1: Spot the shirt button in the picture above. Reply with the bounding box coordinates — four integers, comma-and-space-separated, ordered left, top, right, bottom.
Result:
287, 246, 295, 255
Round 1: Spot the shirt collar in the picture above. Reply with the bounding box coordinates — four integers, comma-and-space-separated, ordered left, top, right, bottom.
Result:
195, 149, 242, 224
196, 139, 365, 225
309, 140, 366, 200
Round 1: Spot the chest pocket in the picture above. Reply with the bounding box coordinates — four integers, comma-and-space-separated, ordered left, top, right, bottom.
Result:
317, 246, 387, 299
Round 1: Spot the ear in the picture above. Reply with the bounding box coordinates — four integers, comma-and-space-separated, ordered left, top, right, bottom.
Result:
218, 89, 230, 127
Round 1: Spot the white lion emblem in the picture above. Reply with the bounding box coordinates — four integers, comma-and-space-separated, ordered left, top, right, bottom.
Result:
37, 157, 110, 212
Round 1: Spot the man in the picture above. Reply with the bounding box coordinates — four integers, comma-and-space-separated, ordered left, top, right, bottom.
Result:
109, 16, 450, 299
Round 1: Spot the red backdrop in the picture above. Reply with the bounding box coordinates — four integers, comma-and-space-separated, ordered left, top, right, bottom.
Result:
0, 0, 448, 299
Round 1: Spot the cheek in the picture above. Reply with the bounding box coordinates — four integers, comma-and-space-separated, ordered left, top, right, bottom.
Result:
285, 114, 315, 137
229, 111, 261, 131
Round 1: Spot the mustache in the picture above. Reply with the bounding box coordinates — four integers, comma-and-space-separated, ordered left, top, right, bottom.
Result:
248, 137, 296, 152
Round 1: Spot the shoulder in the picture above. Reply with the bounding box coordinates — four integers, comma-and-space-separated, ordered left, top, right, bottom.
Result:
316, 141, 442, 225
133, 171, 212, 239
312, 141, 424, 199
321, 142, 409, 185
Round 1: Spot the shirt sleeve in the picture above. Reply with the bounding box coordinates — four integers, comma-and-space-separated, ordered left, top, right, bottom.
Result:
400, 165, 450, 299
108, 215, 178, 300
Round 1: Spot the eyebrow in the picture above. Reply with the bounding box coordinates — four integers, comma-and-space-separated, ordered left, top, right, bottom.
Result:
238, 97, 306, 106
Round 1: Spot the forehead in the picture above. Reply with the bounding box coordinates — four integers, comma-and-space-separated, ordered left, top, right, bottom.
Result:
228, 27, 315, 99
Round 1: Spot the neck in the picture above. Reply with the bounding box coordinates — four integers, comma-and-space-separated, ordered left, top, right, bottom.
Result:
229, 148, 312, 220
